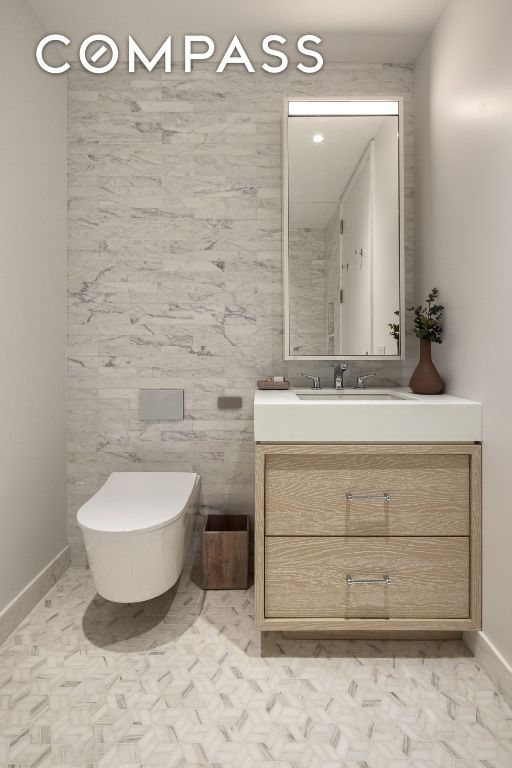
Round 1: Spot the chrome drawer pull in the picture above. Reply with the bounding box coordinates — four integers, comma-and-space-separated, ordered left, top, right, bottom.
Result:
346, 575, 391, 585
346, 493, 391, 502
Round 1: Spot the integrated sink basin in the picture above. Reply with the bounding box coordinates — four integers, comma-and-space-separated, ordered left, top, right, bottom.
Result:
296, 391, 408, 401
254, 387, 482, 442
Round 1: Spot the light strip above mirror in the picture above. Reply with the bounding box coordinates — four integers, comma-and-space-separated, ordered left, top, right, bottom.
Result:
288, 100, 399, 116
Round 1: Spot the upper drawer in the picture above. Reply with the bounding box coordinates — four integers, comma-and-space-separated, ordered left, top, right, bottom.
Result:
265, 453, 469, 536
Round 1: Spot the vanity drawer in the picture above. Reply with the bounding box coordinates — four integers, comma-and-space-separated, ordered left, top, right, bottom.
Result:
265, 453, 469, 536
265, 536, 469, 619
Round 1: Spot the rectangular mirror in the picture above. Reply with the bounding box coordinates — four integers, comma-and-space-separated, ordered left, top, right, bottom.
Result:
283, 98, 404, 360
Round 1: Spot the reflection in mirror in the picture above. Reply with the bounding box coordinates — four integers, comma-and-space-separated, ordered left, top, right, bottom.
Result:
285, 99, 403, 359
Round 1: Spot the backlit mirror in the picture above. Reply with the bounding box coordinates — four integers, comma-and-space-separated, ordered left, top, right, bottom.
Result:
284, 99, 404, 359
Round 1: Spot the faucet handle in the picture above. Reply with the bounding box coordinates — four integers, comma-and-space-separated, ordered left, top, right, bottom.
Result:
300, 373, 321, 390
356, 373, 376, 389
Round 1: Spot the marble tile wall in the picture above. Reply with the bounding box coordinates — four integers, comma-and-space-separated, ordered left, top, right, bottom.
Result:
288, 227, 328, 355
67, 63, 414, 563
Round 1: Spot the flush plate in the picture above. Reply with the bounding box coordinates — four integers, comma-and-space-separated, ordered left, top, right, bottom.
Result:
139, 389, 184, 421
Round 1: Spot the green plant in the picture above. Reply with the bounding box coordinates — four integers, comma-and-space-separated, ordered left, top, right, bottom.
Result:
388, 310, 400, 342
408, 288, 444, 344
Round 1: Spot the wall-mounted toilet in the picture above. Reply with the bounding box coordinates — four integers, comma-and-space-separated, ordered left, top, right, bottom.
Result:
77, 472, 200, 603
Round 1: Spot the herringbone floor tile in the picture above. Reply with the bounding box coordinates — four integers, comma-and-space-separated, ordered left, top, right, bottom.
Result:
0, 542, 511, 767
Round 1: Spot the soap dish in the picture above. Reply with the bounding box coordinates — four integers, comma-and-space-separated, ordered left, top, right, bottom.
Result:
257, 378, 290, 390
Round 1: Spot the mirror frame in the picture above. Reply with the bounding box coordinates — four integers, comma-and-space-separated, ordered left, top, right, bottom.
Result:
282, 96, 405, 361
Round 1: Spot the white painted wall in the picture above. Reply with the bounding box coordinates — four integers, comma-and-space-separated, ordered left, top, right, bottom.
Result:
415, 0, 512, 666
373, 118, 400, 355
0, 1, 67, 615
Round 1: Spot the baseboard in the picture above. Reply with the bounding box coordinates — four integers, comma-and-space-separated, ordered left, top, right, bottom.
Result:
464, 630, 512, 703
0, 546, 70, 645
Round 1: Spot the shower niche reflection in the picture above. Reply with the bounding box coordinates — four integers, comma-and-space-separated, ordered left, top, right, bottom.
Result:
284, 99, 404, 360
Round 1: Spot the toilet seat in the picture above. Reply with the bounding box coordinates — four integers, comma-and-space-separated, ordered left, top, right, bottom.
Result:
77, 471, 199, 534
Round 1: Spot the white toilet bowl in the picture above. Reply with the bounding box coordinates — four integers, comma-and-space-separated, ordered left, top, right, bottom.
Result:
77, 472, 200, 603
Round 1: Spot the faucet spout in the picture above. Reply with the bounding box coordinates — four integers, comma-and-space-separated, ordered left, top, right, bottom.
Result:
334, 363, 349, 390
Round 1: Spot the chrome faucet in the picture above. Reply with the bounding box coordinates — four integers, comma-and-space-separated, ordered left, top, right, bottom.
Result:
356, 373, 376, 389
300, 373, 321, 390
333, 363, 349, 390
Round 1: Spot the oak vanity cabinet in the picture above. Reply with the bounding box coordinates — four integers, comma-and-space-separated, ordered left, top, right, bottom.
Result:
255, 444, 481, 633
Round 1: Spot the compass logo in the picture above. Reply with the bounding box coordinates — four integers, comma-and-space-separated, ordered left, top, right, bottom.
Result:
35, 34, 324, 75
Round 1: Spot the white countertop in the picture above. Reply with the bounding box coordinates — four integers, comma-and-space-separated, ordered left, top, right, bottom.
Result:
254, 387, 482, 443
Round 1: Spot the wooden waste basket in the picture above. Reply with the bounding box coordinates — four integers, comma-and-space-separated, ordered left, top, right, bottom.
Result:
202, 514, 249, 589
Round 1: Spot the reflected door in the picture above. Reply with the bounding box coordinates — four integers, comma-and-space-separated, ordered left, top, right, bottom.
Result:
340, 145, 372, 356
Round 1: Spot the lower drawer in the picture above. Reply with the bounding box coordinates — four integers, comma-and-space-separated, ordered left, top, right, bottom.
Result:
265, 537, 469, 619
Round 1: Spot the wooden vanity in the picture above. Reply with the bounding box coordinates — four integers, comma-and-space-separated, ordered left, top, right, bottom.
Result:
255, 443, 481, 633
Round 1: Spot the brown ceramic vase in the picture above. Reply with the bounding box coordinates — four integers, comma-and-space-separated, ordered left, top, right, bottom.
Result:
409, 339, 444, 395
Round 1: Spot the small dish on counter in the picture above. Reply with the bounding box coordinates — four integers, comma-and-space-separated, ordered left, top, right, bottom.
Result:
257, 377, 290, 390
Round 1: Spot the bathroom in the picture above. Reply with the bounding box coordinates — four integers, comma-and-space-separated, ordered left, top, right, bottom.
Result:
0, 0, 511, 763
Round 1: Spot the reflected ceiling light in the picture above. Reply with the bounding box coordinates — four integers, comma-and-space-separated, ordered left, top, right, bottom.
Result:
289, 100, 399, 116
312, 133, 324, 143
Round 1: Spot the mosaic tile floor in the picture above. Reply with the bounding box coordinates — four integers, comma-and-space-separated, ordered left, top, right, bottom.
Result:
1, 548, 511, 768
